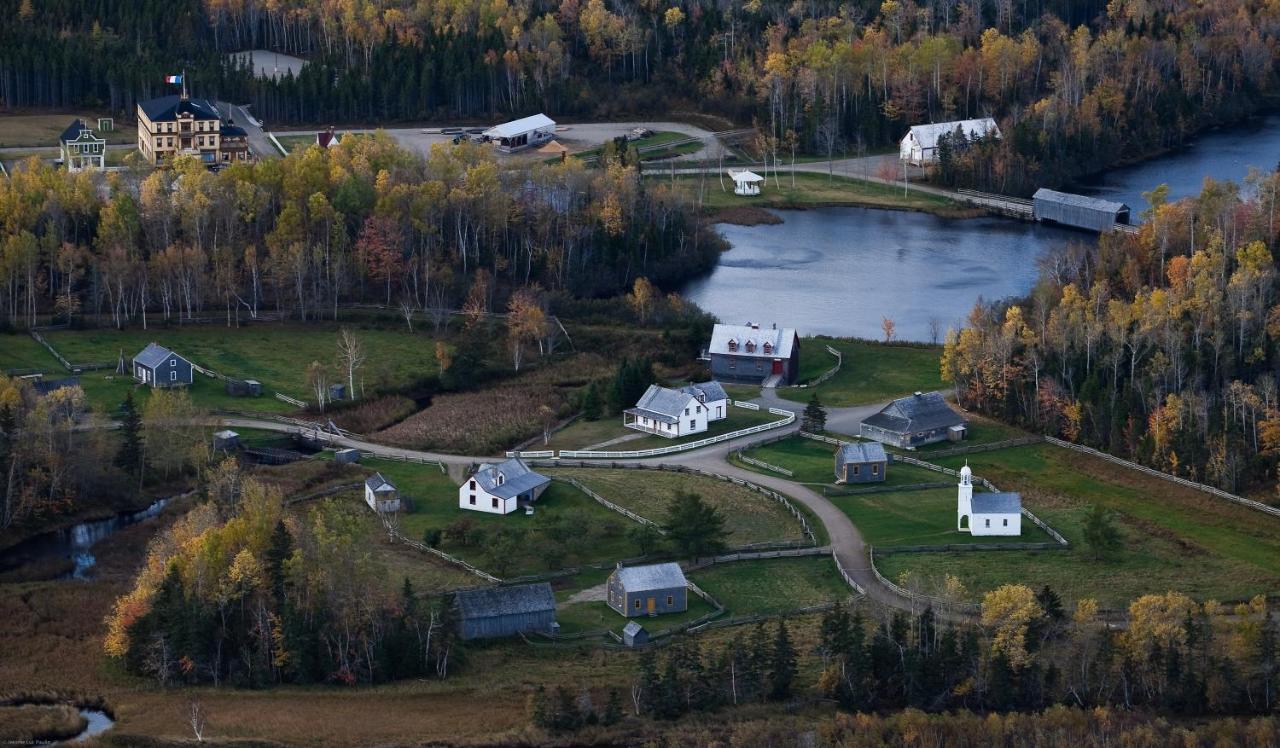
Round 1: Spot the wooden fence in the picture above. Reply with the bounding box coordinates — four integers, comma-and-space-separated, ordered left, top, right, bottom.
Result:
732, 451, 794, 477
1044, 436, 1280, 519
824, 481, 953, 496
787, 345, 843, 389
912, 436, 1044, 459
556, 407, 794, 459
831, 548, 866, 595
29, 329, 111, 372
387, 526, 501, 583
284, 482, 362, 505
555, 476, 667, 534
868, 547, 981, 616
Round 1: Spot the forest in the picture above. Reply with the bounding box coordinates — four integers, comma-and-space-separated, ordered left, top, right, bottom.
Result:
3, 0, 1278, 191
942, 172, 1280, 494
0, 134, 719, 328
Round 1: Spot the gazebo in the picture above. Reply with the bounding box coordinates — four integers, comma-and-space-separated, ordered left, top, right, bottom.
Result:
729, 170, 764, 196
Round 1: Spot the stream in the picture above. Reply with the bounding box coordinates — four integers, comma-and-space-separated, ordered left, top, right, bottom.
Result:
0, 497, 169, 580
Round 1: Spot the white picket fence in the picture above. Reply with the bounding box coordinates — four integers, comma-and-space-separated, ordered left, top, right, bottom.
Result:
507, 450, 555, 459
557, 407, 795, 459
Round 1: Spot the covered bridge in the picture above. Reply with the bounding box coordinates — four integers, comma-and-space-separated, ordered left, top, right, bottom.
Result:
1032, 189, 1130, 233
454, 583, 558, 640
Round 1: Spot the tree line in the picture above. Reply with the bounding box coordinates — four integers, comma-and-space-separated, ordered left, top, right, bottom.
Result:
944, 173, 1280, 495
0, 134, 719, 330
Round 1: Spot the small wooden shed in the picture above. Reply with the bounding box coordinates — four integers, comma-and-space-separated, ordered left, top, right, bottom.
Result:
334, 448, 361, 465
212, 430, 240, 450
364, 473, 400, 513
834, 441, 888, 484
622, 621, 649, 647
607, 562, 688, 618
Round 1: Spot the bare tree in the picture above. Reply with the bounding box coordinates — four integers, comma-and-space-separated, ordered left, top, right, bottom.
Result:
306, 361, 329, 413
882, 317, 897, 343
398, 297, 415, 333
187, 695, 207, 742
929, 317, 942, 345
336, 327, 366, 401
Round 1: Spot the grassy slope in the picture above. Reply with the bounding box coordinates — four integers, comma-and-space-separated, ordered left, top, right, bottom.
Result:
737, 435, 944, 486
0, 113, 134, 147
777, 338, 946, 407
547, 468, 804, 546
690, 556, 854, 615
876, 443, 1280, 606
673, 172, 957, 214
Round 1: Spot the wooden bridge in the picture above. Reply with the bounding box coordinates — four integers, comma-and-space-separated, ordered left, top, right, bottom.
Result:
955, 189, 1138, 235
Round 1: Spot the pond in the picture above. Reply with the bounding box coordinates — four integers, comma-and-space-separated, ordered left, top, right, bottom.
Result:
683, 207, 1090, 341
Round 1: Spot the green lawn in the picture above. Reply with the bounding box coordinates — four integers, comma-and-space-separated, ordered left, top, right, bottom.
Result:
556, 595, 718, 636
352, 458, 642, 577
673, 172, 958, 215
0, 112, 134, 148
875, 443, 1280, 607
737, 435, 945, 487
906, 416, 1030, 453
777, 338, 946, 407
832, 487, 1053, 548
0, 334, 63, 372
543, 417, 634, 451
33, 324, 442, 414
546, 468, 805, 546
622, 407, 786, 451
575, 131, 702, 163
689, 556, 854, 616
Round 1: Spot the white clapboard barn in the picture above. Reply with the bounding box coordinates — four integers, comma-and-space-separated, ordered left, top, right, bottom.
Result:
624, 384, 708, 438
364, 473, 401, 513
899, 117, 1001, 166
459, 458, 551, 515
956, 464, 1021, 536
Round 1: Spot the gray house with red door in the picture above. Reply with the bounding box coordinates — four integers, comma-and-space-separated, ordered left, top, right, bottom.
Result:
706, 322, 800, 385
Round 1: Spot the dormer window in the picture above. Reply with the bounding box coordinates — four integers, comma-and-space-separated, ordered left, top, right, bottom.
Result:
763, 342, 773, 354
745, 340, 756, 353
496, 472, 505, 486
727, 339, 738, 352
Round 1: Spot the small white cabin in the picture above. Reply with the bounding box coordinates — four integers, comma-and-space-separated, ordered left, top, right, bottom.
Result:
624, 384, 708, 439
364, 473, 401, 513
459, 458, 551, 515
900, 118, 1000, 166
729, 169, 764, 196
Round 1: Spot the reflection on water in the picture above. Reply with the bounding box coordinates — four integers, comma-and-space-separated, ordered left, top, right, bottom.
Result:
683, 207, 1090, 341
0, 498, 169, 579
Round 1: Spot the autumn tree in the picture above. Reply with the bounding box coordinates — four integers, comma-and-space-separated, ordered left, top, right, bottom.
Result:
506, 289, 547, 371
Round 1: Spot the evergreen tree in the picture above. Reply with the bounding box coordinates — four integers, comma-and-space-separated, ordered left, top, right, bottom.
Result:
635, 649, 659, 716
801, 393, 828, 433
265, 520, 293, 608
1083, 504, 1123, 560
662, 491, 729, 558
115, 390, 144, 477
580, 381, 602, 420
768, 620, 797, 700
601, 688, 623, 725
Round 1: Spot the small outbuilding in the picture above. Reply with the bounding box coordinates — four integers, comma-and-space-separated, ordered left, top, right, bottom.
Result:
607, 562, 688, 618
132, 343, 194, 388
624, 384, 707, 439
729, 169, 764, 196
622, 621, 649, 647
834, 441, 888, 484
328, 383, 347, 401
860, 391, 967, 450
454, 582, 558, 640
364, 472, 401, 513
213, 430, 240, 451
1032, 188, 1131, 233
483, 113, 556, 152
460, 458, 551, 515
334, 448, 361, 465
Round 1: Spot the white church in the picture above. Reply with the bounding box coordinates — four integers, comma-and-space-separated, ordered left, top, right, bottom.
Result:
956, 463, 1022, 536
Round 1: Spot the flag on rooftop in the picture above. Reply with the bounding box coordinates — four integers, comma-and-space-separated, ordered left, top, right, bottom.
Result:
165, 74, 183, 84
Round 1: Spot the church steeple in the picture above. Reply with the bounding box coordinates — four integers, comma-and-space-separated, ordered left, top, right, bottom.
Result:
957, 461, 973, 532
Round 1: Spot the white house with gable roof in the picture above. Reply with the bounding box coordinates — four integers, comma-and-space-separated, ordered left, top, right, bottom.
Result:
900, 118, 1000, 166
956, 463, 1021, 536
460, 457, 551, 515
624, 384, 708, 438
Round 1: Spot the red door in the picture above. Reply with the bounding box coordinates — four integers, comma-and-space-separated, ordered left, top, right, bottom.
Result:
771, 359, 783, 375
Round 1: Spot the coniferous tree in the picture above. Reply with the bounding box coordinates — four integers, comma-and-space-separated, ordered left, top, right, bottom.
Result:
662, 491, 729, 558
115, 390, 144, 477
801, 393, 828, 433
580, 381, 602, 420
769, 620, 797, 700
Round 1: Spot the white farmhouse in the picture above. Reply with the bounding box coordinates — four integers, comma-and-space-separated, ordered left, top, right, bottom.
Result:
623, 384, 708, 439
956, 464, 1021, 536
459, 457, 551, 515
680, 381, 729, 422
900, 117, 1000, 166
364, 473, 401, 513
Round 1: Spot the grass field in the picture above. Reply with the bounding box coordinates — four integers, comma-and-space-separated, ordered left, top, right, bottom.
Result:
907, 415, 1029, 453
11, 325, 444, 414
673, 172, 959, 215
545, 406, 783, 452
574, 131, 703, 162
737, 435, 945, 487
0, 113, 134, 147
350, 458, 640, 576
546, 468, 805, 546
689, 556, 853, 615
875, 443, 1280, 607
777, 338, 946, 407
556, 595, 718, 636
275, 133, 319, 154
831, 487, 1053, 547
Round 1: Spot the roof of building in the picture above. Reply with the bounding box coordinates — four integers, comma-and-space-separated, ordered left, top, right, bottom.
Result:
626, 384, 697, 424
836, 441, 888, 465
59, 119, 99, 143
213, 429, 239, 439
484, 113, 555, 139
365, 472, 396, 492
472, 458, 550, 500
862, 391, 966, 435
455, 582, 556, 619
708, 323, 797, 359
904, 118, 1000, 150
681, 381, 728, 403
971, 492, 1022, 515
1032, 188, 1129, 214
623, 621, 645, 637
614, 562, 688, 592
138, 95, 221, 122
31, 377, 79, 395
220, 123, 247, 138
133, 342, 183, 369
730, 169, 764, 182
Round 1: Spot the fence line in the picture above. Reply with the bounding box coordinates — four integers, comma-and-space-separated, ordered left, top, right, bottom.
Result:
508, 450, 555, 459
685, 546, 831, 571
733, 451, 794, 477
555, 476, 668, 534
787, 345, 843, 389
831, 549, 866, 595
824, 481, 953, 496
799, 431, 846, 447
556, 408, 794, 459
732, 400, 760, 411
868, 547, 981, 615
285, 482, 363, 505
1044, 436, 1280, 519
29, 329, 111, 372
915, 436, 1044, 459
386, 526, 501, 583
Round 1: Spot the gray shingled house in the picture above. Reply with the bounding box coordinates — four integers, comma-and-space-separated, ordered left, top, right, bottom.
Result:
607, 562, 688, 617
132, 343, 194, 388
705, 322, 800, 385
454, 583, 558, 640
834, 441, 888, 483
860, 391, 967, 449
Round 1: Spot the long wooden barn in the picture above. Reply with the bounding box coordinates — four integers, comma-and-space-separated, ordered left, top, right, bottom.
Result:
1032, 188, 1131, 232
454, 583, 557, 640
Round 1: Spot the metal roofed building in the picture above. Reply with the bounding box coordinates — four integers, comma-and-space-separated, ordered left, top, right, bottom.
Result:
900, 118, 1001, 165
459, 457, 551, 515
957, 464, 1021, 536
454, 583, 558, 640
860, 391, 967, 449
132, 343, 194, 388
680, 381, 729, 422
706, 322, 801, 385
364, 472, 401, 513
624, 384, 707, 438
1032, 188, 1131, 233
834, 441, 888, 484
483, 113, 556, 152
607, 562, 689, 617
